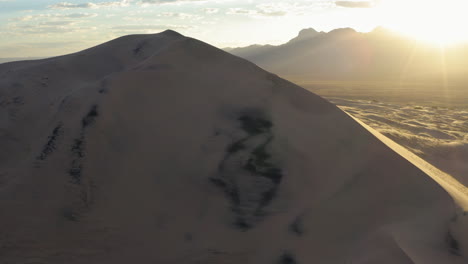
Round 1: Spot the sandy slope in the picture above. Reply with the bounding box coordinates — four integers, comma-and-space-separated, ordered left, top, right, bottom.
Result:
350, 113, 468, 261
0, 30, 466, 263
329, 98, 468, 187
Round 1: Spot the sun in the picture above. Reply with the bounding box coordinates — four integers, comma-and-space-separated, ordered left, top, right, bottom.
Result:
377, 0, 468, 45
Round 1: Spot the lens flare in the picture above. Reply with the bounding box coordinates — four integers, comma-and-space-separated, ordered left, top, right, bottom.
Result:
377, 0, 468, 45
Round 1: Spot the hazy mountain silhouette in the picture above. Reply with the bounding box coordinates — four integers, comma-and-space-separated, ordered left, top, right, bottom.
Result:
286, 28, 322, 44
0, 30, 466, 263
228, 27, 468, 84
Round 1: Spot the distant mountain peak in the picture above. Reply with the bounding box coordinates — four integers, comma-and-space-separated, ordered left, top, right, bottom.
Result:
298, 28, 319, 36
287, 28, 321, 43
328, 27, 357, 35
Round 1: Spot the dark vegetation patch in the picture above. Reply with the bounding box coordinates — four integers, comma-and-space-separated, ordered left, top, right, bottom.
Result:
63, 105, 100, 221
447, 231, 460, 256
1, 96, 24, 122
238, 115, 272, 135
98, 79, 108, 94
37, 123, 63, 161
58, 97, 69, 110
257, 187, 278, 212
61, 207, 79, 221
69, 135, 85, 184
209, 178, 240, 208
12, 96, 24, 105
68, 105, 99, 185
133, 40, 150, 57
69, 160, 83, 185
210, 110, 283, 230
0, 95, 23, 107
133, 46, 142, 55
227, 139, 246, 153
279, 252, 298, 264
234, 218, 252, 231
244, 138, 283, 184
289, 216, 304, 236
81, 105, 98, 128
71, 138, 85, 158
41, 76, 49, 87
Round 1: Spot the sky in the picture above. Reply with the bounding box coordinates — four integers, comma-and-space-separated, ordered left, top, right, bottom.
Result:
1, 0, 468, 58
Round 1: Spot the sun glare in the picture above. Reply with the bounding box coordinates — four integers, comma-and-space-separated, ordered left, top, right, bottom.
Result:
378, 0, 468, 45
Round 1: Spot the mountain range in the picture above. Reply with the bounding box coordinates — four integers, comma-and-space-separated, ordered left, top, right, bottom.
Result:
228, 27, 468, 86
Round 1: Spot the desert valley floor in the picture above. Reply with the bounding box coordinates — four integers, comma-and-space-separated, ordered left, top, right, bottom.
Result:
302, 82, 468, 186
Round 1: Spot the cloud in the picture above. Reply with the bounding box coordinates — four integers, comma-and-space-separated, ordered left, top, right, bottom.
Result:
226, 8, 287, 17
226, 3, 292, 18
66, 13, 98, 18
49, 0, 130, 9
7, 23, 97, 34
11, 15, 34, 22
226, 8, 256, 16
335, 1, 373, 8
11, 13, 97, 22
256, 3, 288, 16
203, 8, 219, 14
258, 10, 286, 16
111, 24, 189, 30
0, 40, 90, 58
59, 0, 208, 7
139, 0, 204, 4
226, 2, 335, 18
39, 20, 76, 26
5, 12, 99, 36
49, 2, 92, 9
122, 16, 143, 21
226, 7, 286, 17
0, 41, 78, 51
110, 24, 190, 34
158, 12, 201, 19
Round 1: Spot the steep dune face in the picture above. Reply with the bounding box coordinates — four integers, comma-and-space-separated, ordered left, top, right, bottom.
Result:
0, 31, 465, 263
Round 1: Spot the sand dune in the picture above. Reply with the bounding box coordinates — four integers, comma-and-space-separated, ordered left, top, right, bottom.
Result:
329, 98, 468, 187
0, 30, 466, 263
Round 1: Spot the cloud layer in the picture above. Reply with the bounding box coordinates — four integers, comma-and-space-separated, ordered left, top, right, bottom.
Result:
49, 1, 131, 9
335, 1, 373, 8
